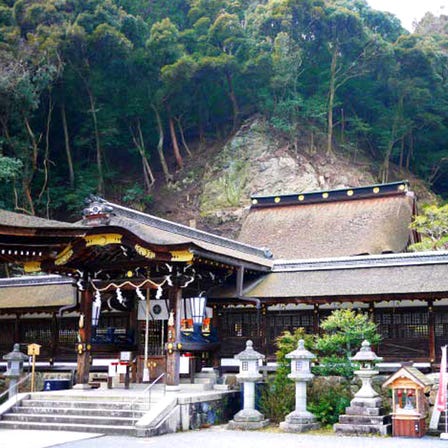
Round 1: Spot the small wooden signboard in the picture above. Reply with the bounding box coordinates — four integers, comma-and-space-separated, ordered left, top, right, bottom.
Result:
27, 343, 41, 356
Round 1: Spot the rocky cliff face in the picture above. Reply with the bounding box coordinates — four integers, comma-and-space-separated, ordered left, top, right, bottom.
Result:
150, 117, 434, 238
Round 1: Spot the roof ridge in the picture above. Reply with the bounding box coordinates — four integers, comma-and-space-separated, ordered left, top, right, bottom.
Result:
250, 180, 410, 208
273, 250, 448, 272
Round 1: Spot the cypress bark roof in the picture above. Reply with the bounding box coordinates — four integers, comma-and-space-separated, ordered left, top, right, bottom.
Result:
104, 201, 272, 269
209, 251, 448, 301
0, 203, 272, 272
0, 275, 75, 311
0, 209, 84, 229
238, 181, 417, 259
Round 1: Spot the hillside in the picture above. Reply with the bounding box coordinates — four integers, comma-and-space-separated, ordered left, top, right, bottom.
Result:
0, 0, 446, 218
149, 117, 435, 238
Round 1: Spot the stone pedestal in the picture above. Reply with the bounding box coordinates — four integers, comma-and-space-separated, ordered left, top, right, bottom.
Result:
228, 409, 270, 430
334, 396, 391, 435
280, 410, 320, 432
280, 380, 319, 432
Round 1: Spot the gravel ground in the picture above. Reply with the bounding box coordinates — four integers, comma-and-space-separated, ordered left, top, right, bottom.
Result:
42, 426, 448, 448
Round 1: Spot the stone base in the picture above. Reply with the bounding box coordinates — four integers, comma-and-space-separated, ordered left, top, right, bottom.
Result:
280, 410, 320, 433
280, 418, 320, 432
227, 409, 269, 430
334, 422, 391, 436
72, 383, 93, 390
334, 396, 391, 436
227, 419, 270, 430
232, 408, 265, 422
165, 384, 181, 392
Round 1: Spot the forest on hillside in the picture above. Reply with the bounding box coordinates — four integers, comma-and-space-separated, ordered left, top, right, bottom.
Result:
0, 0, 447, 219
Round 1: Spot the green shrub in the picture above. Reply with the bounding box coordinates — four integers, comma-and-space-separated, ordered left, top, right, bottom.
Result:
259, 375, 295, 423
308, 377, 352, 426
259, 328, 314, 423
312, 355, 355, 379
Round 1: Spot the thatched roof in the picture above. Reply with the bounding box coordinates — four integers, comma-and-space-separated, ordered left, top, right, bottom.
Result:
0, 275, 75, 310
238, 182, 417, 259
209, 251, 448, 302
0, 209, 84, 229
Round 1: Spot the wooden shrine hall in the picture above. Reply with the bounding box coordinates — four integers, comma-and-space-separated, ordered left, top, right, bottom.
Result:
0, 196, 272, 386
1, 181, 448, 385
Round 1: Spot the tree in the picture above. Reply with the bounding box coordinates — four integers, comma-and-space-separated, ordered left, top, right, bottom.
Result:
409, 203, 448, 251
316, 309, 381, 359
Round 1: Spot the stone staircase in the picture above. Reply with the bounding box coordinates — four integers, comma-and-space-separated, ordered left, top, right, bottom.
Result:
0, 393, 151, 436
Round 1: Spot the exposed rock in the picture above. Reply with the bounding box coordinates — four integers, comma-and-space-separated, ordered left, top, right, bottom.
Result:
151, 116, 435, 238
199, 118, 377, 234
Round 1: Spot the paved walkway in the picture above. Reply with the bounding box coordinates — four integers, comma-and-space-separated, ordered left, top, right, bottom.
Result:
0, 429, 101, 448
2, 426, 448, 448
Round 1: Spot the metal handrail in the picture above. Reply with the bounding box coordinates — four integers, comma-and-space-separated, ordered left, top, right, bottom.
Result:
129, 373, 165, 424
0, 372, 33, 406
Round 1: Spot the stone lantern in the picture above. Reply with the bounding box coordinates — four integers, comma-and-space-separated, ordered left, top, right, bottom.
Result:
3, 343, 28, 398
334, 340, 391, 435
228, 340, 269, 430
280, 339, 320, 432
350, 339, 382, 402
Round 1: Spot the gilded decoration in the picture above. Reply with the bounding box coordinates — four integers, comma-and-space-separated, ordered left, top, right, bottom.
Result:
169, 250, 193, 262
135, 244, 156, 259
23, 261, 41, 273
84, 233, 122, 247
55, 245, 73, 266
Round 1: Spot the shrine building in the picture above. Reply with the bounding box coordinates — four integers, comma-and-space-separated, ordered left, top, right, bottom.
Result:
0, 180, 447, 386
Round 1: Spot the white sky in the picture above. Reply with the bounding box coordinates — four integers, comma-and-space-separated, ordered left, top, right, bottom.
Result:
366, 0, 446, 31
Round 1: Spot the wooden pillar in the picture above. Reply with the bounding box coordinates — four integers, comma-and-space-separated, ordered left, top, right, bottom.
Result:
129, 298, 138, 346
428, 301, 436, 363
76, 286, 93, 386
166, 286, 182, 388
211, 304, 220, 369
50, 312, 59, 364
261, 304, 268, 354
313, 304, 320, 335
14, 313, 20, 343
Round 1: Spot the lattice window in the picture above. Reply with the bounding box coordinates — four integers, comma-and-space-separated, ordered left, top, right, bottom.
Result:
222, 311, 259, 338
59, 317, 78, 345
20, 319, 52, 346
138, 320, 164, 356
435, 311, 448, 324
375, 310, 428, 339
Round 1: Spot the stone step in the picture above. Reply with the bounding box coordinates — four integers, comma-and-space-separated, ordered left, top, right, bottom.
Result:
33, 392, 161, 402
3, 412, 137, 427
10, 405, 146, 418
338, 414, 391, 425
334, 422, 391, 436
21, 399, 150, 411
345, 406, 385, 416
0, 419, 136, 436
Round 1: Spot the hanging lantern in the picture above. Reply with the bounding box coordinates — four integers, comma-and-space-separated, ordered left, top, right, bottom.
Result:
188, 293, 207, 325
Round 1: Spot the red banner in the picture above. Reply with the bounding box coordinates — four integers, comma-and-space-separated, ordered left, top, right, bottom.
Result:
436, 345, 447, 413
